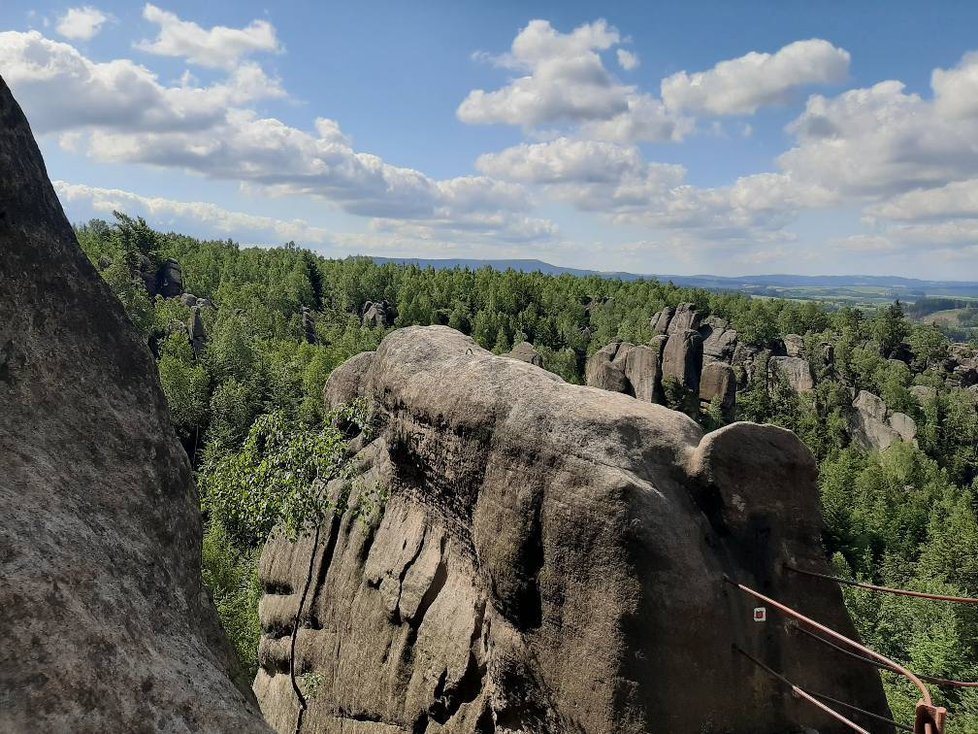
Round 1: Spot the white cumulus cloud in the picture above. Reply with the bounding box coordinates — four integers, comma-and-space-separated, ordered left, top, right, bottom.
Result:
55, 6, 110, 41
661, 39, 850, 116
135, 4, 281, 69
617, 49, 639, 71
0, 31, 284, 135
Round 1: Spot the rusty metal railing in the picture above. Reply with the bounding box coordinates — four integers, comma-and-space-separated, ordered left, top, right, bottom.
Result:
724, 576, 948, 734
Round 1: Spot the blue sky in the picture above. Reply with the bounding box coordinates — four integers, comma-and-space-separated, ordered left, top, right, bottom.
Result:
3, 1, 978, 279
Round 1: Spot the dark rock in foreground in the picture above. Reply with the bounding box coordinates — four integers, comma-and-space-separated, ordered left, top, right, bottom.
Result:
256, 325, 890, 734
0, 76, 269, 733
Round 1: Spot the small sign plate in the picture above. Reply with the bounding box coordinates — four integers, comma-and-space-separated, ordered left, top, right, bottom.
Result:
753, 607, 767, 622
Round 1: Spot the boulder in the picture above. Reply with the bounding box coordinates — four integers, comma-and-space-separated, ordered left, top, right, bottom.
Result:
505, 341, 544, 367
585, 340, 664, 402
850, 390, 917, 451
768, 356, 815, 394
666, 302, 702, 336
361, 300, 397, 328
700, 316, 739, 363
585, 342, 630, 393
0, 76, 268, 733
179, 292, 199, 308
888, 412, 918, 444
784, 334, 805, 358
650, 306, 674, 335
158, 258, 184, 299
623, 342, 663, 403
700, 361, 737, 416
254, 326, 889, 734
661, 329, 703, 393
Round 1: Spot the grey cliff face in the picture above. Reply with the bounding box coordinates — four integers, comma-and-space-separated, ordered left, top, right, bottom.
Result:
0, 76, 270, 733
255, 326, 890, 734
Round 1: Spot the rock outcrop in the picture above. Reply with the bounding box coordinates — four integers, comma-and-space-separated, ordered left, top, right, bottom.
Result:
585, 341, 664, 403
850, 390, 918, 451
158, 258, 184, 298
0, 76, 269, 733
255, 326, 889, 734
650, 306, 674, 335
666, 302, 702, 336
700, 361, 737, 417
505, 341, 544, 367
700, 316, 739, 363
783, 334, 805, 358
768, 356, 815, 394
362, 300, 397, 328
661, 328, 703, 393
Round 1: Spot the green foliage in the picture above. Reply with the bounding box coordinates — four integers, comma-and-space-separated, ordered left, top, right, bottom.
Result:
101, 255, 156, 337
201, 520, 262, 678
200, 409, 352, 548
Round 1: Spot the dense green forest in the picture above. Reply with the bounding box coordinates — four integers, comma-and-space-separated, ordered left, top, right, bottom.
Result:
77, 214, 978, 729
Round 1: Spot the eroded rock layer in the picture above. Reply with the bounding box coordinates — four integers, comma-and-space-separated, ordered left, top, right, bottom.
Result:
0, 76, 269, 733
256, 326, 890, 734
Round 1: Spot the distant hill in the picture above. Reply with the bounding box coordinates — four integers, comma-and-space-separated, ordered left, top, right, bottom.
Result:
372, 257, 978, 302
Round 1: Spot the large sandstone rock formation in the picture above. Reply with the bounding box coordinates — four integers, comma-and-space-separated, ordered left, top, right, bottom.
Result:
768, 356, 815, 394
585, 341, 663, 402
661, 328, 703, 393
0, 76, 269, 733
850, 390, 918, 451
255, 326, 889, 734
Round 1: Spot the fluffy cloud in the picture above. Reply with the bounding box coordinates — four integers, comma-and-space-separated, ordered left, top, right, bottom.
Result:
661, 39, 850, 116
54, 181, 333, 243
780, 80, 978, 198
476, 137, 830, 243
458, 20, 631, 127
135, 4, 281, 69
865, 180, 978, 222
457, 20, 689, 142
932, 52, 978, 119
0, 31, 284, 134
617, 49, 639, 71
76, 108, 536, 222
476, 138, 651, 184
55, 6, 110, 41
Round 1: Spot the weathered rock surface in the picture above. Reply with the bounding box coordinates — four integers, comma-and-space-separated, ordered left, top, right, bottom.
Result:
362, 300, 397, 328
158, 258, 184, 299
256, 326, 889, 734
661, 328, 703, 393
585, 341, 630, 393
850, 391, 918, 451
505, 341, 544, 367
768, 356, 815, 394
700, 316, 738, 363
700, 361, 737, 416
190, 310, 208, 356
650, 306, 673, 335
783, 334, 805, 358
666, 302, 702, 336
585, 341, 663, 403
0, 76, 269, 733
